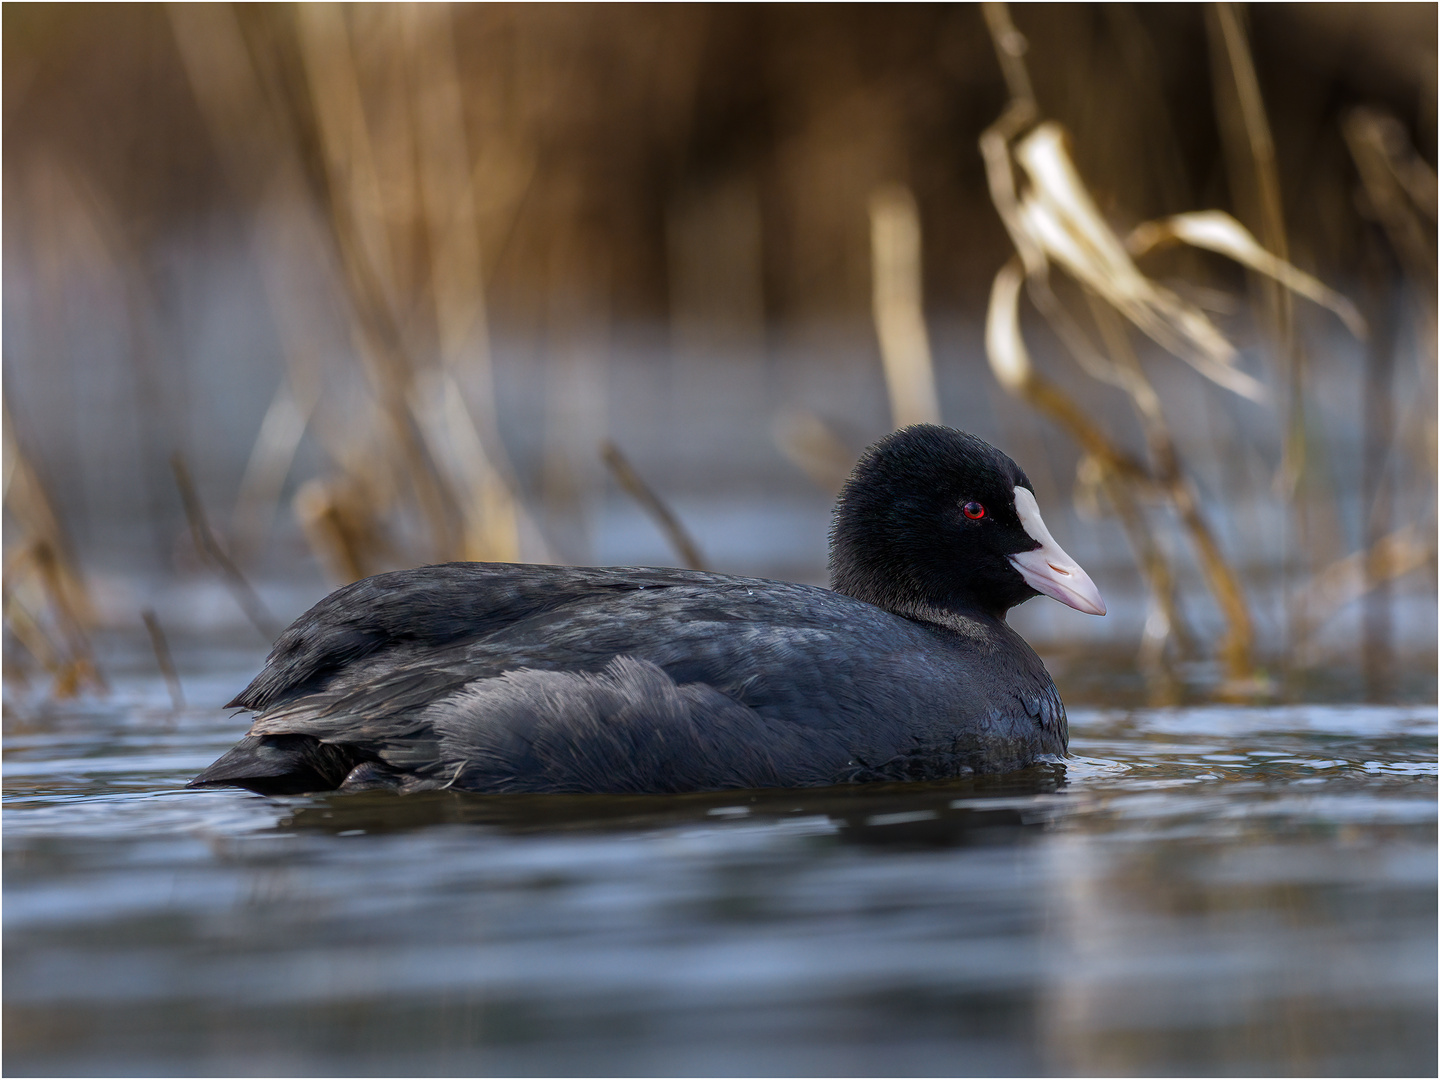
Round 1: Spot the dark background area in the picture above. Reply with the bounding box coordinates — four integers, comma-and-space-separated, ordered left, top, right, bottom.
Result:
6, 4, 1433, 320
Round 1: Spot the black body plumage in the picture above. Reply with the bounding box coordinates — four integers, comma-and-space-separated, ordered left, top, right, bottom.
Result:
192, 426, 1081, 796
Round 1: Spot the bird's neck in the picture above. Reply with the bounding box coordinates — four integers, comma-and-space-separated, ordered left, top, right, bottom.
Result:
890, 595, 1011, 633
833, 575, 1012, 633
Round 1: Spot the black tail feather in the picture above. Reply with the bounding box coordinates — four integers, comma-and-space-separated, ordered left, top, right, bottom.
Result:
188, 734, 370, 795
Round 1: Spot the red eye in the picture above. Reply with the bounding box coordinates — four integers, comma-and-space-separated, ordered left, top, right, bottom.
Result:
963, 501, 986, 520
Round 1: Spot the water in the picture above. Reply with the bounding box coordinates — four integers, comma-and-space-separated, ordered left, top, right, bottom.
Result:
5, 649, 1436, 1077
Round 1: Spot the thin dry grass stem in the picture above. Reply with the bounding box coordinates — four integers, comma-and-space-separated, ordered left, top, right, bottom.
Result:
987, 260, 1199, 675
1207, 4, 1300, 429
1330, 107, 1438, 656
772, 410, 854, 494
141, 608, 184, 711
300, 4, 534, 567
600, 440, 707, 571
1081, 458, 1192, 673
869, 184, 941, 429
297, 5, 463, 563
404, 4, 523, 564
1343, 109, 1438, 394
978, 5, 1040, 276
1077, 312, 1186, 668
170, 453, 278, 640
1012, 125, 1267, 402
1103, 4, 1194, 215
990, 6, 1370, 685
1207, 2, 1331, 669
1085, 294, 1255, 670
983, 2, 1369, 683
985, 260, 1150, 486
1127, 213, 1365, 339
980, 3, 1036, 117
170, 6, 333, 568
1296, 525, 1432, 641
980, 4, 1261, 680
293, 474, 394, 584
1209, 4, 1291, 287
175, 4, 532, 575
2, 404, 104, 697
231, 382, 315, 566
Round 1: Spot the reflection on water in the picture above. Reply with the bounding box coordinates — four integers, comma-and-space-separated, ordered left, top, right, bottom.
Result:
4, 659, 1436, 1077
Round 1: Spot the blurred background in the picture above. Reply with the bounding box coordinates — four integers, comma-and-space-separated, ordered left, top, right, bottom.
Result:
5, 8, 1437, 1076
4, 2, 1436, 701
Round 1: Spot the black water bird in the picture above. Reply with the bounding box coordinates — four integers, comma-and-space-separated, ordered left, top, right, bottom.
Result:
191, 425, 1105, 796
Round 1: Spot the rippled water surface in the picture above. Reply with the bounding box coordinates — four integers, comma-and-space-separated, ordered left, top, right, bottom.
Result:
5, 650, 1436, 1077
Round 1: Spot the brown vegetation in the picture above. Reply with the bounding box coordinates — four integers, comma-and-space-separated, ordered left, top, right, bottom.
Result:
3, 3, 1434, 698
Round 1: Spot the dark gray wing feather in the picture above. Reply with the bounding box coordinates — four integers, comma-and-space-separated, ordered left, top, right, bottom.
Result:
207, 563, 1066, 793
387, 657, 842, 793
228, 563, 721, 710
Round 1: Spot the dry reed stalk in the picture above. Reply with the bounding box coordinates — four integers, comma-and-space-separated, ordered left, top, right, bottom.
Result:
141, 608, 184, 711
230, 382, 315, 566
1206, 2, 1347, 671
170, 5, 330, 568
1344, 108, 1438, 478
600, 441, 707, 571
1359, 244, 1397, 694
772, 409, 855, 494
979, 122, 1241, 671
171, 4, 391, 575
1208, 5, 1291, 304
1333, 107, 1437, 679
2, 403, 104, 696
170, 453, 278, 640
1206, 3, 1299, 436
1, 548, 103, 698
979, 2, 1363, 682
1009, 125, 1268, 402
1083, 295, 1249, 667
173, 3, 533, 577
303, 4, 537, 568
986, 255, 1206, 670
981, 3, 1036, 123
1296, 525, 1432, 636
869, 184, 941, 429
1074, 453, 1194, 673
295, 4, 464, 563
293, 475, 394, 585
403, 4, 525, 564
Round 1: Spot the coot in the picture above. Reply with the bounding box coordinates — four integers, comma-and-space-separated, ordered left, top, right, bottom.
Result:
192, 425, 1104, 796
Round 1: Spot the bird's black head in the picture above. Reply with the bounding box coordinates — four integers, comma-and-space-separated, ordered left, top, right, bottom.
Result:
828, 425, 1105, 623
